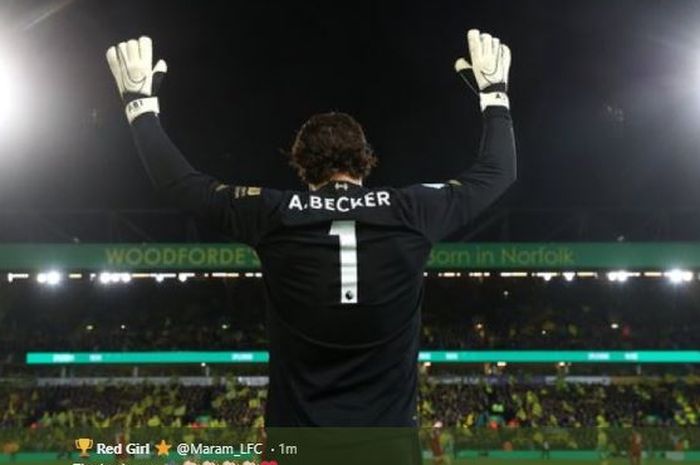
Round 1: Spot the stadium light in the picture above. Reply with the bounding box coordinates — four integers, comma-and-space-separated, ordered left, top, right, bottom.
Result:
610, 322, 619, 330
211, 272, 239, 278
563, 272, 575, 282
37, 270, 62, 286
665, 269, 693, 284
496, 361, 507, 367
100, 272, 116, 284
120, 324, 127, 330
607, 270, 630, 282
152, 273, 176, 282
7, 272, 29, 283
98, 272, 131, 284
500, 272, 528, 278
0, 44, 29, 133
438, 272, 461, 278
535, 272, 557, 281
0, 53, 15, 126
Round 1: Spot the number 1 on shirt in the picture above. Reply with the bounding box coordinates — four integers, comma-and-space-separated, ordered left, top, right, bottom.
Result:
329, 220, 358, 304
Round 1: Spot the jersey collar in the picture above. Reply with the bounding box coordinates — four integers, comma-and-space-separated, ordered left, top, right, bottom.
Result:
312, 180, 364, 193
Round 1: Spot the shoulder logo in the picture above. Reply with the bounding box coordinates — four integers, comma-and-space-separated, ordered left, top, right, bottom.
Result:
233, 186, 262, 199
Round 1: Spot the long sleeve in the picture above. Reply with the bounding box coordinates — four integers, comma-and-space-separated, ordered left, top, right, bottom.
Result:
397, 105, 517, 242
129, 114, 282, 245
130, 113, 217, 204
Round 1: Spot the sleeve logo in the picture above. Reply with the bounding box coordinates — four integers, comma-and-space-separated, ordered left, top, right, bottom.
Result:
233, 186, 262, 198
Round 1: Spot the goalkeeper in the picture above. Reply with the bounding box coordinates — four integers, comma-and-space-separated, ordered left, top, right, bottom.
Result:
106, 29, 516, 432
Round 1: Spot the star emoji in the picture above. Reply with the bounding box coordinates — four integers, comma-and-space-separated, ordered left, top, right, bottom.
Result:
155, 439, 171, 456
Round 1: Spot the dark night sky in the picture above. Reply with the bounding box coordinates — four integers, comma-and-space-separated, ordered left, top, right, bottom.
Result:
2, 0, 700, 213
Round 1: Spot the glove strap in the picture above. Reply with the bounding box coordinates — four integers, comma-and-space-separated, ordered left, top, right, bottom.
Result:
479, 92, 509, 111
125, 97, 160, 124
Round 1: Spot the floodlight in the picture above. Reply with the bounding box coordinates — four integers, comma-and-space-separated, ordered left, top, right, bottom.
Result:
665, 269, 693, 284
37, 270, 61, 285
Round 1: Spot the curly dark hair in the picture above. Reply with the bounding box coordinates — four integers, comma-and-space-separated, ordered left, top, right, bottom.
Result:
289, 112, 378, 185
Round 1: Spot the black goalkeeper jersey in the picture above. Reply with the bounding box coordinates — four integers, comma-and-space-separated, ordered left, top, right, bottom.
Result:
130, 106, 516, 427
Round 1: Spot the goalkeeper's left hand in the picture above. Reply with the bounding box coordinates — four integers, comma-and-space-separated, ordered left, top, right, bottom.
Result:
455, 29, 511, 111
106, 36, 167, 124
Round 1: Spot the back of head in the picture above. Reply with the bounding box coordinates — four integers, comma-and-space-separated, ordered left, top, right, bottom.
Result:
289, 112, 378, 186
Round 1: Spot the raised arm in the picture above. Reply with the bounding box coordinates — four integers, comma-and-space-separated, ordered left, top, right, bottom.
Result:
452, 28, 516, 209
106, 36, 280, 245
129, 113, 226, 216
399, 30, 516, 242
448, 104, 516, 220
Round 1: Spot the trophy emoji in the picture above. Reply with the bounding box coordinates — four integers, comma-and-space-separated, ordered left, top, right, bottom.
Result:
75, 438, 93, 458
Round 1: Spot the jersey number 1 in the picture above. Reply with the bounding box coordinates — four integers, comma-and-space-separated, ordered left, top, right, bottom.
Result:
329, 220, 358, 304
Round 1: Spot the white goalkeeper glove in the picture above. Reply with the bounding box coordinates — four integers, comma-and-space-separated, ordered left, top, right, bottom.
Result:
455, 29, 511, 111
106, 36, 167, 124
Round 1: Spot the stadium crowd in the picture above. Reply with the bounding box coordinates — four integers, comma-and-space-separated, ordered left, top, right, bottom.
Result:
419, 379, 700, 428
0, 381, 265, 430
3, 379, 700, 430
2, 378, 700, 454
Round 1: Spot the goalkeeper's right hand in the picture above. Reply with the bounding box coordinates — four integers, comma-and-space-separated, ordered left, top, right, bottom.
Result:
455, 29, 511, 110
106, 36, 167, 124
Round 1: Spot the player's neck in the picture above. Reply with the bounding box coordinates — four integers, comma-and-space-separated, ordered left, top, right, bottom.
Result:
309, 174, 362, 191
